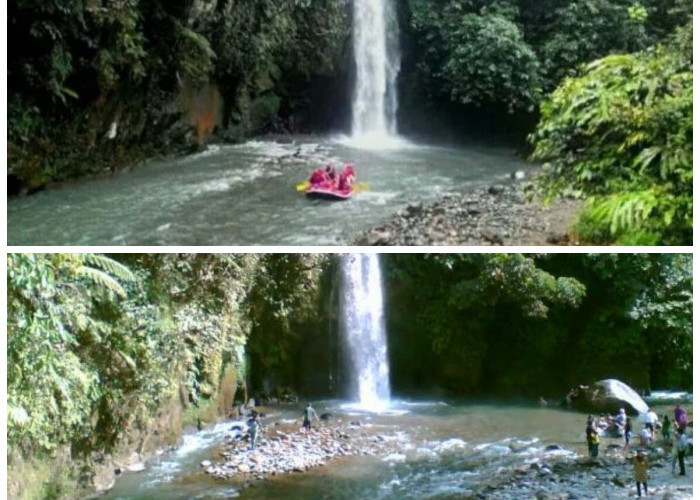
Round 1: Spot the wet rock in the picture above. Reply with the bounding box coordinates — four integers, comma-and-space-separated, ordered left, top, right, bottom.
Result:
481, 229, 505, 245
354, 184, 581, 246
360, 229, 391, 246
92, 463, 116, 493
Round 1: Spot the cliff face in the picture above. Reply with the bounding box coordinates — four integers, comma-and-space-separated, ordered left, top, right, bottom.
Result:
8, 0, 352, 194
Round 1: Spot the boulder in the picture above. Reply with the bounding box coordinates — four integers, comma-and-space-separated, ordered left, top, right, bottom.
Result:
565, 379, 649, 415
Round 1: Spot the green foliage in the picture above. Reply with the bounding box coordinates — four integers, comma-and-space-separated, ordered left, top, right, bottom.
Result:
442, 11, 542, 111
531, 24, 692, 245
246, 254, 330, 381
408, 1, 542, 111
7, 254, 129, 455
402, 0, 689, 131
537, 0, 650, 88
249, 94, 283, 132
178, 25, 216, 87
385, 253, 692, 396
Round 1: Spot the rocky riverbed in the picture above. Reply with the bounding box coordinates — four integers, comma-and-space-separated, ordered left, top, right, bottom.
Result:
355, 182, 582, 246
469, 444, 693, 500
201, 419, 693, 500
202, 419, 400, 481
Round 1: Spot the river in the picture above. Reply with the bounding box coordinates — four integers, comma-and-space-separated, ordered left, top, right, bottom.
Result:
100, 399, 692, 500
7, 137, 534, 246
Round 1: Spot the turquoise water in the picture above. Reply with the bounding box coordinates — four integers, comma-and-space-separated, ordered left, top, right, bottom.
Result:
7, 137, 533, 245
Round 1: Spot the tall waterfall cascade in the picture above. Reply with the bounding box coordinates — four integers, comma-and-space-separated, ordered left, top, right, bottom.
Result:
351, 0, 401, 147
340, 254, 391, 410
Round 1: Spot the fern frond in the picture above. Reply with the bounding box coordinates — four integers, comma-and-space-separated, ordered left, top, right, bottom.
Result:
76, 267, 127, 298
81, 254, 135, 282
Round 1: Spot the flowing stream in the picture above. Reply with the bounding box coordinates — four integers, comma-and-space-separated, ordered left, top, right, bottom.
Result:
101, 401, 692, 500
7, 137, 534, 246
341, 254, 391, 410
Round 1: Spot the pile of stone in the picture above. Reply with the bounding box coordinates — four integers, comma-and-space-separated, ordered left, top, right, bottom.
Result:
202, 422, 396, 481
355, 183, 581, 246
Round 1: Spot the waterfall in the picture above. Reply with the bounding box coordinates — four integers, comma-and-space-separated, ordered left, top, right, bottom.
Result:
351, 0, 401, 146
340, 254, 391, 410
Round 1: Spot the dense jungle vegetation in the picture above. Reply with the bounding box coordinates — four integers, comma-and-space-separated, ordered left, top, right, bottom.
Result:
8, 0, 693, 243
7, 253, 692, 498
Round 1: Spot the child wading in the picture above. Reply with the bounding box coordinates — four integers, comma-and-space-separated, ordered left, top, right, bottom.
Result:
633, 449, 649, 497
585, 417, 599, 459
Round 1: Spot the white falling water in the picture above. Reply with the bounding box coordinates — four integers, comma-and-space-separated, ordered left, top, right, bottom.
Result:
351, 0, 401, 148
341, 254, 391, 410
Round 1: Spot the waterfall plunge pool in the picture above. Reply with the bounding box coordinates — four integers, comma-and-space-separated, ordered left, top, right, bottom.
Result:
7, 136, 535, 246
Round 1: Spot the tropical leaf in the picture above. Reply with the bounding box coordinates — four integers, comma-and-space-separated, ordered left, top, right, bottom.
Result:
76, 266, 128, 298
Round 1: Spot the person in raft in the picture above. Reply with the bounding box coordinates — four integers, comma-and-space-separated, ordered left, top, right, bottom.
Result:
302, 403, 319, 434
337, 165, 356, 192
325, 165, 337, 182
308, 168, 326, 186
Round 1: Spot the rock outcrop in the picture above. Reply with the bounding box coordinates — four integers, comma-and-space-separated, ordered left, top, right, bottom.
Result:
565, 379, 649, 415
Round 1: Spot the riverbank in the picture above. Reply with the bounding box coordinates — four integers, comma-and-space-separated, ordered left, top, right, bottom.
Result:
470, 444, 693, 500
355, 182, 583, 246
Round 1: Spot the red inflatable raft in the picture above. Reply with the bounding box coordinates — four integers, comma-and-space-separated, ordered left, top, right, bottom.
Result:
303, 164, 357, 200
305, 186, 354, 200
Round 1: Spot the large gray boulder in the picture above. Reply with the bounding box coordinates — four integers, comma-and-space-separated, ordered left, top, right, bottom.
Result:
565, 379, 649, 415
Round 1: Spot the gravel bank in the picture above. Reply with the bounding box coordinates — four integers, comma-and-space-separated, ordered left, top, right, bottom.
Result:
355, 183, 582, 246
469, 444, 693, 500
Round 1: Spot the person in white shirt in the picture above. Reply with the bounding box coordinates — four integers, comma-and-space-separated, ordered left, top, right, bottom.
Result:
639, 426, 651, 446
643, 409, 659, 439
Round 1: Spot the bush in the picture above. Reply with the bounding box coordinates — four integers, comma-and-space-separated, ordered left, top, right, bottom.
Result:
530, 24, 692, 245
442, 11, 542, 112
538, 0, 650, 88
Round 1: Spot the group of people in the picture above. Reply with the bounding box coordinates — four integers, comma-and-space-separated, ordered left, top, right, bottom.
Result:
585, 404, 690, 498
243, 403, 320, 450
308, 164, 356, 192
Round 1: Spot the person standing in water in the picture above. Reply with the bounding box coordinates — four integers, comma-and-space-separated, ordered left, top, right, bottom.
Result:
624, 417, 633, 450
585, 417, 599, 459
302, 403, 319, 434
633, 449, 649, 497
675, 428, 688, 476
247, 411, 262, 450
661, 415, 672, 442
